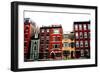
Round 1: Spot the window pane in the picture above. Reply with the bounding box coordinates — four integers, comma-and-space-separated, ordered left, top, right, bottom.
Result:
88, 32, 90, 38
53, 36, 60, 41
88, 24, 90, 30
80, 32, 83, 39
34, 46, 36, 50
42, 29, 44, 32
85, 41, 88, 47
84, 32, 87, 38
64, 34, 69, 39
75, 25, 78, 30
35, 34, 38, 38
64, 42, 69, 47
81, 49, 84, 56
46, 45, 49, 49
76, 32, 78, 39
71, 42, 75, 48
80, 41, 83, 47
53, 29, 59, 34
79, 25, 82, 30
55, 53, 61, 57
76, 41, 79, 48
46, 36, 49, 40
47, 29, 49, 32
53, 44, 60, 48
84, 49, 90, 57
84, 24, 87, 30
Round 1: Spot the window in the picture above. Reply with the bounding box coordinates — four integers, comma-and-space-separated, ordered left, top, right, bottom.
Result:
57, 37, 60, 41
40, 41, 44, 44
63, 50, 70, 57
75, 50, 81, 58
76, 32, 79, 39
46, 40, 49, 44
55, 53, 61, 57
41, 33, 44, 36
84, 24, 87, 30
80, 41, 83, 47
46, 45, 49, 49
71, 42, 75, 48
41, 29, 44, 32
75, 25, 78, 30
80, 32, 83, 39
44, 53, 49, 58
53, 36, 60, 41
70, 33, 74, 40
53, 29, 60, 34
84, 49, 90, 57
34, 46, 36, 50
63, 42, 69, 47
88, 32, 90, 38
79, 25, 82, 30
41, 36, 44, 40
47, 29, 49, 32
53, 36, 56, 41
46, 36, 49, 40
46, 33, 49, 36
76, 41, 79, 48
34, 41, 37, 44
64, 34, 69, 39
84, 32, 87, 38
34, 52, 38, 58
85, 41, 88, 47
88, 24, 90, 30
81, 49, 84, 56
24, 19, 30, 24
35, 33, 38, 38
53, 44, 60, 48
40, 39, 44, 44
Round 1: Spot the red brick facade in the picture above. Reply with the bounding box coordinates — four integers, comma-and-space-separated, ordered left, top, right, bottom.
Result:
74, 21, 90, 58
49, 25, 63, 60
24, 18, 31, 60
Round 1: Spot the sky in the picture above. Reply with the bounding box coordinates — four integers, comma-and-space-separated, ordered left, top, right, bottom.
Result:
24, 10, 90, 32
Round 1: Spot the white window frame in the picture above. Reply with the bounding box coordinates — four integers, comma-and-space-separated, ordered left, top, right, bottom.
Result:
79, 25, 82, 30
47, 29, 49, 32
41, 29, 44, 32
88, 24, 90, 30
75, 25, 78, 30
85, 41, 88, 47
84, 32, 87, 38
84, 24, 87, 30
64, 42, 69, 47
80, 41, 83, 47
76, 41, 79, 48
76, 32, 78, 39
53, 29, 60, 34
80, 32, 83, 39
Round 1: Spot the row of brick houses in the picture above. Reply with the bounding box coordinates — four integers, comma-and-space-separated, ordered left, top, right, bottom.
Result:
24, 18, 90, 61
39, 25, 63, 60
74, 21, 90, 58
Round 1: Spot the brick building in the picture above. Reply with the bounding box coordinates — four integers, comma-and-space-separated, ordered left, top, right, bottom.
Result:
39, 26, 51, 60
62, 32, 75, 59
24, 18, 31, 61
74, 21, 90, 58
49, 25, 63, 60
